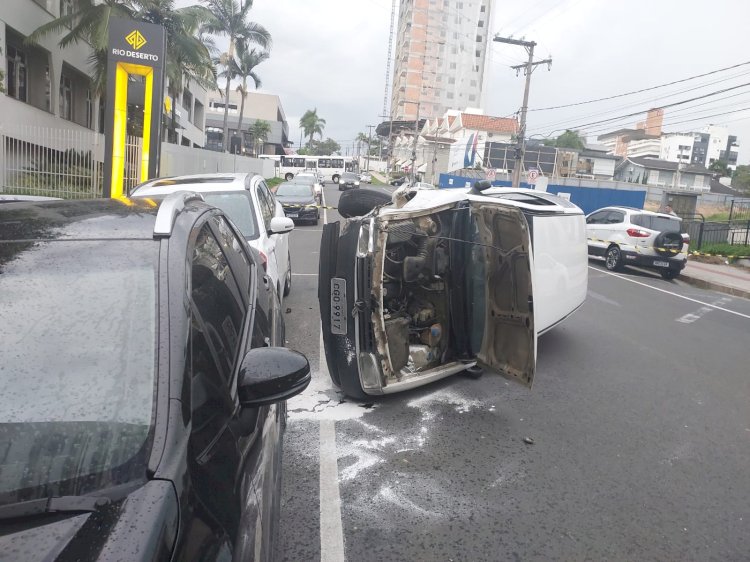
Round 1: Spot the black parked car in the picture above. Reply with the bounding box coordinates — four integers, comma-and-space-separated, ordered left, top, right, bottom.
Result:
0, 194, 310, 561
389, 176, 408, 186
338, 171, 361, 191
275, 181, 320, 225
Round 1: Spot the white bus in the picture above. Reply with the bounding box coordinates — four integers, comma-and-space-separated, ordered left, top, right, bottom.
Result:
260, 155, 356, 184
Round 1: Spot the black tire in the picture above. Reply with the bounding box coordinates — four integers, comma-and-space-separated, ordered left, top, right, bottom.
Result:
319, 222, 343, 389
605, 245, 623, 271
284, 173, 294, 181
332, 174, 340, 184
463, 365, 484, 379
661, 269, 679, 280
338, 187, 392, 218
654, 231, 683, 257
283, 251, 292, 297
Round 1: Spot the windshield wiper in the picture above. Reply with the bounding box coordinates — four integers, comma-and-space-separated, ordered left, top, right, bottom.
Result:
0, 495, 110, 521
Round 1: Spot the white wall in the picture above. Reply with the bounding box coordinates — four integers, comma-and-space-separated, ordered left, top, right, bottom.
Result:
660, 134, 694, 162
160, 143, 274, 177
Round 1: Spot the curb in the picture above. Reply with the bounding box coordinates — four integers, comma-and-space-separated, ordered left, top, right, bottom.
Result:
678, 273, 750, 300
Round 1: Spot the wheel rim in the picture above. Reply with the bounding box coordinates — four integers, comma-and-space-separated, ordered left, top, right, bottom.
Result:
606, 248, 620, 269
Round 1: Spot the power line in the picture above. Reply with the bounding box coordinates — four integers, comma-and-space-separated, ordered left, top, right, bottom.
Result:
530, 70, 750, 133
529, 82, 750, 137
528, 60, 750, 112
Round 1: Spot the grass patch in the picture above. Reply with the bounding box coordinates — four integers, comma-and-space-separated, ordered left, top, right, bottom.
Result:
695, 243, 750, 257
370, 175, 385, 185
265, 177, 283, 189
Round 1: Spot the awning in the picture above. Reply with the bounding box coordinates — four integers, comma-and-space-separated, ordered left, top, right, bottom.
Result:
417, 163, 427, 173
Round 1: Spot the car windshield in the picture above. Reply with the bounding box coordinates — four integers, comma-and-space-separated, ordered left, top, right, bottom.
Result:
0, 240, 157, 504
202, 192, 260, 241
277, 183, 313, 197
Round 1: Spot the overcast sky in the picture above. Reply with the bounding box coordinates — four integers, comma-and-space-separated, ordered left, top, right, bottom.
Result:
197, 0, 750, 163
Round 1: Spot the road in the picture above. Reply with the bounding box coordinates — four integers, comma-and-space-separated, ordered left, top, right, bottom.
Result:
277, 181, 750, 561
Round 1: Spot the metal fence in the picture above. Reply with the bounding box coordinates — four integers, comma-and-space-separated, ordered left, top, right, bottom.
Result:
0, 124, 142, 198
729, 198, 750, 221
682, 216, 750, 249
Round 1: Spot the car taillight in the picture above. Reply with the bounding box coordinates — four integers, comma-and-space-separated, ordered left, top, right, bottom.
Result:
259, 250, 268, 271
681, 233, 690, 245
626, 228, 650, 238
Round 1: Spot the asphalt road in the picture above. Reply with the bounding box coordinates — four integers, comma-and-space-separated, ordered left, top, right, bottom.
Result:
277, 181, 750, 561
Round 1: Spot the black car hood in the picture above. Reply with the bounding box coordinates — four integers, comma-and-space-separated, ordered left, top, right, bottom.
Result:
277, 195, 316, 205
0, 480, 178, 561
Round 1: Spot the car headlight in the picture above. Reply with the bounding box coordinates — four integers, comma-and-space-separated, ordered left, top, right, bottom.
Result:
355, 181, 360, 186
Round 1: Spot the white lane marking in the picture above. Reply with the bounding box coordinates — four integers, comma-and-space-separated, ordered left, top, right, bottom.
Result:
590, 266, 750, 320
676, 297, 731, 324
319, 419, 345, 562
587, 290, 621, 307
676, 307, 713, 324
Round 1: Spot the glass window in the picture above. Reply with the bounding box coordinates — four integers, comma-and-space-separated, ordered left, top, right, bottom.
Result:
211, 216, 254, 299
331, 158, 344, 168
319, 158, 331, 168
256, 185, 273, 229
6, 45, 27, 102
586, 211, 609, 224
202, 192, 260, 241
0, 240, 157, 501
60, 74, 72, 120
190, 224, 246, 384
605, 211, 625, 224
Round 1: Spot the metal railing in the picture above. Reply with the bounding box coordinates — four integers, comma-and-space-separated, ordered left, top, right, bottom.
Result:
0, 124, 142, 199
682, 215, 750, 249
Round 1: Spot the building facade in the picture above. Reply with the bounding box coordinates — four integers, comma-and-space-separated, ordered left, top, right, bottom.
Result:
614, 157, 711, 192
390, 0, 493, 122
0, 1, 207, 146
204, 89, 290, 155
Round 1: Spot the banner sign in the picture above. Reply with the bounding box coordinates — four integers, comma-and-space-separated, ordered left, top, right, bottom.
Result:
103, 18, 166, 198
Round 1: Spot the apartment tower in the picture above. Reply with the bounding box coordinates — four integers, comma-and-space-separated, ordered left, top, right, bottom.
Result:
390, 0, 493, 121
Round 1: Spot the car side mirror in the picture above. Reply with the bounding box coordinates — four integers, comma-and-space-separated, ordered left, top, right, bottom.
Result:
269, 216, 294, 235
238, 347, 310, 408
469, 179, 492, 195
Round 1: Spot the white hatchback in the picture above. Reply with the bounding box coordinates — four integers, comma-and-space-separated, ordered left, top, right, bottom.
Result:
131, 173, 294, 300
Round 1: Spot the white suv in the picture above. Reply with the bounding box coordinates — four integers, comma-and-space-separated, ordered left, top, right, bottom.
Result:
586, 206, 689, 279
131, 173, 294, 299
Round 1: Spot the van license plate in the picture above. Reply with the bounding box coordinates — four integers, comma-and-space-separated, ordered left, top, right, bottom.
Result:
287, 213, 299, 218
331, 278, 347, 335
653, 260, 669, 267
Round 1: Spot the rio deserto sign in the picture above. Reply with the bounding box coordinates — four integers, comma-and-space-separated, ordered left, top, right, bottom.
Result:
103, 18, 166, 198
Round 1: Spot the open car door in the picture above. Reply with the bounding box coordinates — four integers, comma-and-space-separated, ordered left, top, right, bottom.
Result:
459, 202, 537, 387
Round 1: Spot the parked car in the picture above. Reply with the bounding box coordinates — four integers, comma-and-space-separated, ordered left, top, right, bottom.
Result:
359, 172, 373, 183
289, 172, 323, 203
0, 194, 310, 561
338, 171, 361, 191
275, 181, 320, 225
0, 194, 62, 203
318, 182, 588, 399
585, 206, 689, 279
131, 172, 295, 299
389, 175, 408, 186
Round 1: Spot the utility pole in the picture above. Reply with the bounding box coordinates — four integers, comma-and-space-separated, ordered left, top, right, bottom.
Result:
494, 35, 551, 187
366, 124, 375, 173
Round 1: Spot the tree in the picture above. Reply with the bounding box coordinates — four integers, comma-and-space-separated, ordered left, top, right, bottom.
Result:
731, 165, 750, 193
356, 131, 369, 158
248, 119, 271, 156
553, 129, 586, 150
200, 0, 271, 152
301, 138, 340, 156
28, 0, 216, 102
709, 159, 729, 177
234, 46, 269, 135
299, 109, 326, 147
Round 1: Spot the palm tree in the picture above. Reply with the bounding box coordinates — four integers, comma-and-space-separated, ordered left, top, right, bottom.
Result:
234, 46, 269, 136
199, 0, 271, 151
356, 131, 369, 159
28, 0, 216, 101
249, 119, 271, 156
300, 109, 326, 148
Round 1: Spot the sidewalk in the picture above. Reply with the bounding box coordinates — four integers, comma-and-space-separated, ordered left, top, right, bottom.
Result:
680, 259, 750, 299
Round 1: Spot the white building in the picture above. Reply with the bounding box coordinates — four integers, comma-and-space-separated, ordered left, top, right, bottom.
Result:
659, 133, 694, 163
